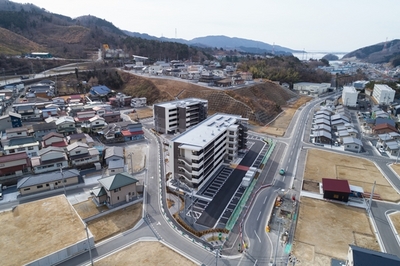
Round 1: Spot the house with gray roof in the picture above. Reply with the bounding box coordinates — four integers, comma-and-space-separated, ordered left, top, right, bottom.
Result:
104, 146, 124, 165
106, 159, 125, 175
31, 146, 68, 174
343, 137, 363, 152
17, 169, 80, 195
95, 172, 138, 206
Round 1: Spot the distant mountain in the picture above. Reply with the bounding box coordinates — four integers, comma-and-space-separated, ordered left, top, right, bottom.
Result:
343, 39, 400, 66
123, 31, 298, 55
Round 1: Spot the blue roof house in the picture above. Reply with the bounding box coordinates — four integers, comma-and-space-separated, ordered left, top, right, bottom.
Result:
90, 85, 111, 97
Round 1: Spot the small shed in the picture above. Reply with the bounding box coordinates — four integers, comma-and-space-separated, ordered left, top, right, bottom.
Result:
322, 178, 351, 202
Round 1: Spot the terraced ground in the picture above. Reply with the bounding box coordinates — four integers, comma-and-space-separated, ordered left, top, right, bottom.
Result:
121, 72, 298, 125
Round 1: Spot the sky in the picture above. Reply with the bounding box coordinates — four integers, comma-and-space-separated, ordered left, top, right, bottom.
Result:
12, 0, 400, 53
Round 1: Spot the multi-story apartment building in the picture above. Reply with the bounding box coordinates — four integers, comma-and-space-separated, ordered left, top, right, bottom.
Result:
373, 84, 395, 105
153, 98, 208, 134
169, 113, 248, 188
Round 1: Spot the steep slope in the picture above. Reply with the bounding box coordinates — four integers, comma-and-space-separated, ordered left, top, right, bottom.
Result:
0, 26, 44, 54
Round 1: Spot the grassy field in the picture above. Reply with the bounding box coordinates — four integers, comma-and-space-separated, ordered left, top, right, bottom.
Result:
292, 197, 379, 265
304, 149, 400, 202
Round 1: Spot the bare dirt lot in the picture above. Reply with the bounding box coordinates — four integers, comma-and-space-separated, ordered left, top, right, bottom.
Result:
87, 203, 143, 243
129, 107, 154, 120
252, 96, 312, 136
304, 149, 400, 202
73, 198, 108, 220
95, 241, 197, 266
124, 143, 148, 173
292, 197, 380, 265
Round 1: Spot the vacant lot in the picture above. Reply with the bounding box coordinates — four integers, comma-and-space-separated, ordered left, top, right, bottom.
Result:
96, 241, 197, 266
73, 198, 108, 220
389, 212, 400, 236
87, 203, 142, 243
253, 96, 312, 136
129, 107, 154, 121
304, 149, 400, 202
292, 197, 379, 265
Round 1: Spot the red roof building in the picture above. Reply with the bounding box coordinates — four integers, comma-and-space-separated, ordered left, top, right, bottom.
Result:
322, 178, 351, 202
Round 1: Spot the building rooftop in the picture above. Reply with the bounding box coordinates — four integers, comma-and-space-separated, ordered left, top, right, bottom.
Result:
322, 178, 351, 193
350, 244, 400, 266
0, 152, 28, 163
17, 169, 79, 189
98, 172, 138, 191
104, 146, 124, 159
154, 97, 207, 109
171, 113, 243, 147
0, 195, 87, 266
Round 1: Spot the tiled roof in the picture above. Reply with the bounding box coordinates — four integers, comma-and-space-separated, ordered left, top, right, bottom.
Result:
0, 152, 29, 163
17, 169, 80, 189
322, 178, 351, 193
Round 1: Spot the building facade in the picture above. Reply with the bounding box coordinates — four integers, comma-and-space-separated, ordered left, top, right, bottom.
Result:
153, 98, 208, 134
373, 84, 395, 105
169, 113, 248, 188
342, 86, 358, 107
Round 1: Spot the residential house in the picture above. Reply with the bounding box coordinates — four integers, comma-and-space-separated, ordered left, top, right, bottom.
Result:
67, 142, 100, 168
3, 136, 40, 157
82, 116, 107, 133
331, 119, 347, 130
313, 118, 331, 127
31, 146, 68, 174
311, 124, 331, 134
66, 133, 95, 147
346, 244, 400, 266
74, 110, 96, 125
95, 172, 138, 206
385, 141, 399, 157
52, 97, 66, 107
0, 112, 22, 132
67, 94, 84, 104
104, 146, 124, 165
17, 169, 80, 196
89, 85, 111, 98
42, 132, 68, 148
373, 123, 397, 135
121, 123, 145, 141
0, 152, 31, 180
13, 103, 41, 120
30, 121, 57, 141
312, 130, 333, 144
239, 72, 253, 81
103, 111, 121, 123
343, 137, 363, 152
314, 114, 331, 121
106, 160, 125, 175
55, 116, 76, 135
316, 110, 333, 116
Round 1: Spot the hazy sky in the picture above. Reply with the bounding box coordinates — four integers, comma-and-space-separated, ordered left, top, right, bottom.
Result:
13, 0, 400, 52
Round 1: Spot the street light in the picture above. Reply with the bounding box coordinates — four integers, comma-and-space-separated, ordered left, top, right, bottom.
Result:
60, 166, 66, 195
127, 152, 134, 174
85, 223, 94, 266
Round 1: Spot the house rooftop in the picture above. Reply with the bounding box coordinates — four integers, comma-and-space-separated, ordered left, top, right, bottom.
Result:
104, 146, 124, 159
98, 172, 138, 191
32, 121, 56, 131
322, 178, 351, 193
67, 133, 86, 140
0, 195, 87, 266
153, 98, 208, 109
17, 169, 79, 189
0, 152, 28, 163
42, 132, 64, 141
350, 244, 400, 266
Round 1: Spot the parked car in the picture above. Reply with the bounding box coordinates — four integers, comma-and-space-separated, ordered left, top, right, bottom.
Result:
279, 168, 285, 175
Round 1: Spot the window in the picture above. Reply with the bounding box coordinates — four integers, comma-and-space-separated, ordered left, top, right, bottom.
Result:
128, 192, 131, 196
28, 147, 34, 150
37, 185, 43, 189
117, 196, 120, 200
24, 188, 31, 191
75, 151, 81, 154
114, 188, 121, 193
9, 149, 15, 153
46, 184, 49, 187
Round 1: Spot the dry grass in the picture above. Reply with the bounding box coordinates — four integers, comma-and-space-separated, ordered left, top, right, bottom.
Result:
128, 107, 154, 121
252, 96, 312, 136
292, 197, 379, 265
304, 149, 400, 202
167, 199, 175, 208
0, 195, 87, 266
88, 203, 143, 243
391, 164, 400, 177
73, 198, 108, 220
95, 241, 197, 266
389, 212, 400, 236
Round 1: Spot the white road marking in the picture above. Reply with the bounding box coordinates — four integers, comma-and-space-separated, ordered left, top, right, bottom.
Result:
257, 211, 261, 221
254, 230, 261, 243
263, 196, 268, 204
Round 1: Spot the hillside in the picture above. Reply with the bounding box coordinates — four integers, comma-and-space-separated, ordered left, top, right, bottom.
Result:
0, 26, 44, 54
120, 72, 298, 125
343, 39, 400, 66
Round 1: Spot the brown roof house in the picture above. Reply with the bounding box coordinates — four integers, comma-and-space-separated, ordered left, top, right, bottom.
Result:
322, 178, 351, 202
373, 123, 398, 135
94, 172, 138, 207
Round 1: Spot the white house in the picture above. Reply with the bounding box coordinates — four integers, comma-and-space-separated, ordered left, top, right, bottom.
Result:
67, 142, 100, 167
31, 146, 68, 174
55, 116, 76, 134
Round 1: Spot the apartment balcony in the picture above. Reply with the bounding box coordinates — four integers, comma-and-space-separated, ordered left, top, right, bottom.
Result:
178, 157, 191, 166
178, 163, 192, 172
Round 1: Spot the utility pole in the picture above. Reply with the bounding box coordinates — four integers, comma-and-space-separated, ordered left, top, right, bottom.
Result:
85, 224, 94, 266
60, 167, 66, 195
367, 181, 376, 213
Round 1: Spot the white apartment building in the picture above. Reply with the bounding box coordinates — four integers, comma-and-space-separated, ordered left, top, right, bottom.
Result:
293, 82, 331, 96
373, 84, 395, 105
342, 86, 359, 107
169, 113, 248, 188
153, 98, 208, 134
